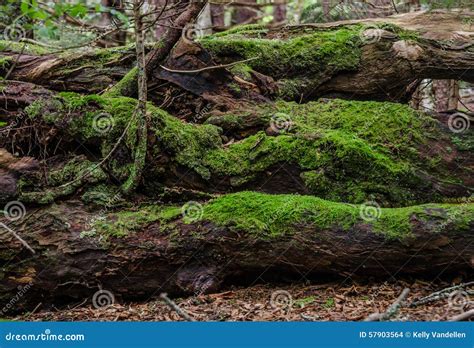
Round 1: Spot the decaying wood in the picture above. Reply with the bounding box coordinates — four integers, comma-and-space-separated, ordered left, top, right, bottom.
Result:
0, 200, 472, 312
0, 9, 472, 314
1, 10, 472, 103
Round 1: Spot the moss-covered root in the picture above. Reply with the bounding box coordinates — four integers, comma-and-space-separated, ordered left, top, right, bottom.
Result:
19, 156, 108, 205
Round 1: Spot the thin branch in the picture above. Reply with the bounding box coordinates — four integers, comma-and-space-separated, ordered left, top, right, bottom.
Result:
5, 42, 26, 80
160, 57, 259, 74
410, 282, 474, 307
448, 309, 474, 321
160, 293, 195, 321
0, 222, 35, 254
364, 288, 410, 321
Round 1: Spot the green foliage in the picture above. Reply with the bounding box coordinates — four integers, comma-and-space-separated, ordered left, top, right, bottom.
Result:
1, 0, 129, 44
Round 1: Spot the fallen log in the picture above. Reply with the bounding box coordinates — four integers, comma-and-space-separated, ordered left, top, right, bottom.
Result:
0, 191, 472, 312
1, 87, 472, 207
1, 10, 473, 103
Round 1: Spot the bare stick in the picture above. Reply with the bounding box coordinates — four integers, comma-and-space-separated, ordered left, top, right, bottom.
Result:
411, 282, 474, 307
0, 222, 35, 254
159, 293, 195, 321
448, 309, 474, 322
365, 288, 410, 321
160, 57, 259, 74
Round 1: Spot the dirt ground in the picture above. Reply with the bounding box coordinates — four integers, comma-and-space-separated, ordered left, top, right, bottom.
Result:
12, 280, 473, 321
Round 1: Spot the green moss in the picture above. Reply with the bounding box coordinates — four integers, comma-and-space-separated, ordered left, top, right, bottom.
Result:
81, 184, 123, 207
202, 192, 473, 240
200, 26, 362, 79
20, 157, 107, 204
90, 204, 181, 238
151, 110, 222, 180
86, 192, 474, 241
202, 99, 455, 205
378, 23, 420, 41
30, 93, 466, 205
210, 24, 268, 38
0, 56, 12, 69
0, 40, 50, 55
103, 67, 138, 97
0, 121, 7, 127
452, 135, 474, 152
229, 63, 253, 80
24, 100, 48, 119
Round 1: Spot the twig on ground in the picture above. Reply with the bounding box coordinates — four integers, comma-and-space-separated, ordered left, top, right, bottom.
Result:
364, 288, 410, 321
160, 293, 195, 321
410, 282, 474, 307
24, 302, 42, 319
448, 309, 474, 321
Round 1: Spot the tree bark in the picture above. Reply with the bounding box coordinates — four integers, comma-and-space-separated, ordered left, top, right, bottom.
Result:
433, 79, 460, 112
98, 0, 127, 47
0, 195, 472, 312
232, 0, 258, 25
1, 11, 472, 102
273, 3, 287, 25
210, 4, 225, 28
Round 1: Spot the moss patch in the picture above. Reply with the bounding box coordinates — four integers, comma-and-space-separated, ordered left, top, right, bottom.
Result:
88, 192, 474, 241
0, 40, 51, 55
90, 204, 181, 238
203, 192, 473, 240
200, 26, 362, 79
28, 93, 468, 205
204, 99, 447, 205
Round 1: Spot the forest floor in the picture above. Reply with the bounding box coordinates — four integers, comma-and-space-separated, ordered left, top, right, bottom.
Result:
12, 280, 473, 321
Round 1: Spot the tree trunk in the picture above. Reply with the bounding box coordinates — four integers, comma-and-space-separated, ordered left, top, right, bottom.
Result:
210, 4, 225, 28
232, 0, 258, 25
0, 193, 472, 312
98, 0, 127, 47
273, 3, 287, 25
1, 11, 472, 102
433, 79, 460, 112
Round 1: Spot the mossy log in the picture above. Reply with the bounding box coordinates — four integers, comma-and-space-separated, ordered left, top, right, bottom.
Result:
1, 87, 472, 207
0, 192, 472, 311
1, 10, 473, 103
0, 42, 136, 93
0, 10, 473, 313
